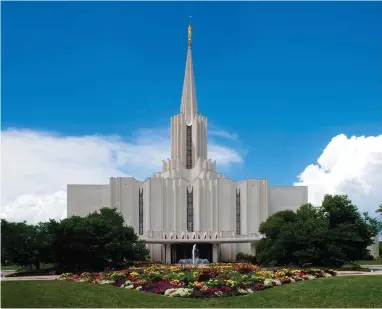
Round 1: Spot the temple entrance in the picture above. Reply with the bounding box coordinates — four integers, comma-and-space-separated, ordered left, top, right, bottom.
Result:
171, 243, 213, 264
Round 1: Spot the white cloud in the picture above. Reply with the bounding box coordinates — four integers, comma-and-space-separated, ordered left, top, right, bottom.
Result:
0, 128, 243, 224
295, 134, 382, 216
209, 129, 239, 141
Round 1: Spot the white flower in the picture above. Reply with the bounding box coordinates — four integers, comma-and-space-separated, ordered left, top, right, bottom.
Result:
164, 288, 176, 296
77, 279, 87, 283
125, 285, 134, 289
238, 288, 248, 295
290, 278, 296, 283
97, 280, 115, 285
325, 273, 332, 277
136, 286, 142, 290
274, 279, 282, 286
167, 288, 192, 297
247, 288, 254, 294
263, 279, 273, 287
307, 275, 315, 280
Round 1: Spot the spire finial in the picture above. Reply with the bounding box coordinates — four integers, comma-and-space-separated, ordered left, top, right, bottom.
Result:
188, 16, 192, 47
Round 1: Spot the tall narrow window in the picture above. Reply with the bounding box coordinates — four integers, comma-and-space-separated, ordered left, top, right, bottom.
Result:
139, 188, 143, 235
187, 187, 193, 232
186, 125, 192, 169
236, 189, 241, 235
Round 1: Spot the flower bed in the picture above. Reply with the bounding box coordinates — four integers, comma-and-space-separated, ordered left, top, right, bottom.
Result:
58, 263, 337, 298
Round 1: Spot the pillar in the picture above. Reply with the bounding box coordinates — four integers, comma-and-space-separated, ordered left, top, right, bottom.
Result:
251, 242, 256, 256
165, 244, 171, 264
212, 244, 218, 263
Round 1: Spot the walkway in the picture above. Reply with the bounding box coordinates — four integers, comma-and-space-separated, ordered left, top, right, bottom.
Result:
1, 270, 59, 281
336, 265, 382, 276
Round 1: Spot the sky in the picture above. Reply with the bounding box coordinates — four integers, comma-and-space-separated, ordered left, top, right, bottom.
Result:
1, 1, 382, 225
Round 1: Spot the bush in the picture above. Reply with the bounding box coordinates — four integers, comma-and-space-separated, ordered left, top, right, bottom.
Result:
236, 252, 256, 264
1, 208, 150, 273
341, 262, 371, 272
256, 195, 379, 267
361, 253, 374, 261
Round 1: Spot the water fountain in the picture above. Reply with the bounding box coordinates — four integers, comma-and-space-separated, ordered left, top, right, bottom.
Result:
192, 244, 196, 265
177, 244, 210, 266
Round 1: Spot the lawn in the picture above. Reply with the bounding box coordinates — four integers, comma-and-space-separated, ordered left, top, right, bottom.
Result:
358, 258, 382, 265
0, 263, 54, 271
0, 265, 19, 271
2, 276, 382, 308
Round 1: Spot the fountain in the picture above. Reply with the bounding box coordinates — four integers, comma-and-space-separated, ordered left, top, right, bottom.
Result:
192, 244, 196, 265
177, 244, 210, 266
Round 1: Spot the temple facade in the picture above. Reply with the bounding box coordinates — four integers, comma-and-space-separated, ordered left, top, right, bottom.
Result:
67, 23, 309, 263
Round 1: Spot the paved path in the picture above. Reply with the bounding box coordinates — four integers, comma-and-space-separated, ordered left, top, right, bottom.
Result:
1, 275, 60, 281
0, 270, 16, 278
337, 271, 382, 276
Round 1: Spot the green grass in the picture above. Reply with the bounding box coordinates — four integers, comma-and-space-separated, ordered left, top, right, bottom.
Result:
2, 276, 382, 308
0, 265, 19, 271
0, 263, 54, 272
358, 258, 382, 265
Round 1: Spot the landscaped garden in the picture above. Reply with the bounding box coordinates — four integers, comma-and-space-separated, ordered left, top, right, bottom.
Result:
2, 195, 381, 308
57, 263, 336, 298
2, 275, 382, 308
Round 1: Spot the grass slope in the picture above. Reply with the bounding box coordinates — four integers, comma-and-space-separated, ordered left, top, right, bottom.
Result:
2, 276, 382, 308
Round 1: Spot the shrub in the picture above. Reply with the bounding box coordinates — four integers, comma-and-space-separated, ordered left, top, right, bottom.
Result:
236, 252, 256, 264
361, 253, 374, 261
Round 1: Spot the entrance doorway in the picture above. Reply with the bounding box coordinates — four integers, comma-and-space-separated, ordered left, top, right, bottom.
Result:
171, 243, 213, 264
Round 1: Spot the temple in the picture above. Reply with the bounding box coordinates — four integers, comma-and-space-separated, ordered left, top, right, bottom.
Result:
67, 22, 309, 263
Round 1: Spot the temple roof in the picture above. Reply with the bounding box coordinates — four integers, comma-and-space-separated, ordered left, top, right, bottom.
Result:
180, 20, 198, 126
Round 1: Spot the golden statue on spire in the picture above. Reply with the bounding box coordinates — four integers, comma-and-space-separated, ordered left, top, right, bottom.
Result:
188, 16, 192, 47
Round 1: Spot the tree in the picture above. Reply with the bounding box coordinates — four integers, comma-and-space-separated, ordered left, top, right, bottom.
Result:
256, 195, 378, 267
376, 204, 382, 216
321, 195, 377, 265
257, 204, 327, 266
1, 220, 39, 269
133, 240, 150, 261
53, 208, 148, 272
1, 208, 149, 272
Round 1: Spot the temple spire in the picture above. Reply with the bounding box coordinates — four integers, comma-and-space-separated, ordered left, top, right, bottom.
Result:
180, 17, 198, 126
188, 16, 192, 46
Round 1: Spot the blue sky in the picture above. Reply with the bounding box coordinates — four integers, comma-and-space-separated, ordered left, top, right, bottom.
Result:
2, 1, 382, 193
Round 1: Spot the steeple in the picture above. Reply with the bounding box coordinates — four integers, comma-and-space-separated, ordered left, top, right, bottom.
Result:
180, 17, 198, 126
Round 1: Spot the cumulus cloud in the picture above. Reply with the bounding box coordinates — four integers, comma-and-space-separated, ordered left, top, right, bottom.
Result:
0, 128, 243, 224
295, 134, 382, 216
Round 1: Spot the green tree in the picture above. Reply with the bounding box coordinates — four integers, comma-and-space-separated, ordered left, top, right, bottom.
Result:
256, 195, 378, 267
321, 195, 377, 266
257, 204, 327, 266
376, 204, 382, 215
133, 240, 150, 261
1, 220, 40, 269
2, 208, 149, 272
53, 208, 149, 272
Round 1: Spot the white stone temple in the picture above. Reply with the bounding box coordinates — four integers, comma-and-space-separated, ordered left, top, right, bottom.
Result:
67, 23, 309, 263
